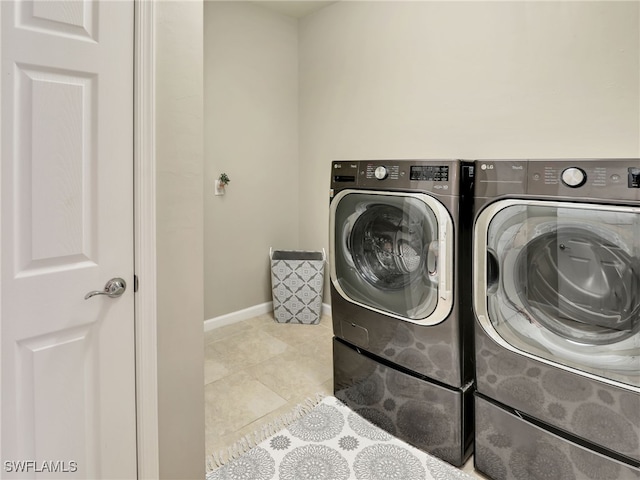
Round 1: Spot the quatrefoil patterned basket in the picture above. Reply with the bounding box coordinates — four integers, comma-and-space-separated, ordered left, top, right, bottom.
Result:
270, 249, 326, 324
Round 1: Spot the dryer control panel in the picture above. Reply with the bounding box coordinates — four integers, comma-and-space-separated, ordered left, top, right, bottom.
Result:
475, 159, 640, 202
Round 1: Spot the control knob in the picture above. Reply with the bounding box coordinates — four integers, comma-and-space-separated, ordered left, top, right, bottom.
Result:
374, 166, 388, 180
561, 167, 587, 188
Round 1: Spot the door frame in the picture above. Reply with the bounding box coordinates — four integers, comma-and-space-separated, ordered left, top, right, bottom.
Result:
134, 1, 159, 478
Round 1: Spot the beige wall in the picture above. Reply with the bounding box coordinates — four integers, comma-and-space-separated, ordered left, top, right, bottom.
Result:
203, 1, 639, 316
299, 1, 640, 300
155, 2, 205, 478
204, 2, 300, 319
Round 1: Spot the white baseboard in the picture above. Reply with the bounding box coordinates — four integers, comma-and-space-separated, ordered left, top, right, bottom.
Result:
204, 302, 332, 331
204, 302, 273, 331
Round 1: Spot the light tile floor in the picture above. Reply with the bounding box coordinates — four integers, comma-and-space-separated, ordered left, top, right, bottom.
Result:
204, 313, 485, 478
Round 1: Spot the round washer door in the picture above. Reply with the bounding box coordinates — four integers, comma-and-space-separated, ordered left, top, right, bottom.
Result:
474, 200, 640, 389
330, 190, 454, 325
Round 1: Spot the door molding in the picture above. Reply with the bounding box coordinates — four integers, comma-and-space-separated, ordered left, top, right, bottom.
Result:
134, 1, 159, 477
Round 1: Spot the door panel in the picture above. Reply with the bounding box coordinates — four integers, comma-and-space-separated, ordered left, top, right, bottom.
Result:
330, 189, 454, 325
1, 1, 136, 478
15, 65, 97, 275
473, 199, 640, 389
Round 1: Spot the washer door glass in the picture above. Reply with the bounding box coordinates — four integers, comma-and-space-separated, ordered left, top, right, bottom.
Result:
331, 191, 452, 323
481, 202, 640, 387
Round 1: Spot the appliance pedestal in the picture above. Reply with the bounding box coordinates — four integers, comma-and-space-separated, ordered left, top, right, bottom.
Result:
475, 394, 640, 480
333, 338, 473, 467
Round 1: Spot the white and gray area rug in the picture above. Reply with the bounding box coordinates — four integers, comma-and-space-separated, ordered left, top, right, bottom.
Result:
206, 395, 475, 480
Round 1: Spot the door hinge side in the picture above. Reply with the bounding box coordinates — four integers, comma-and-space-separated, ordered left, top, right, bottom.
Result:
134, 275, 139, 293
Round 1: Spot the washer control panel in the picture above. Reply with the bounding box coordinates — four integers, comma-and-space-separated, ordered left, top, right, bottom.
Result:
330, 160, 459, 195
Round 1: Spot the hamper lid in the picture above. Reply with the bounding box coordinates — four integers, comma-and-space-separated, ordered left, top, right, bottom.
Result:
271, 250, 324, 261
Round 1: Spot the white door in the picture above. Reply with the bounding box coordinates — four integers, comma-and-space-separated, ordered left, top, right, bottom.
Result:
1, 1, 136, 478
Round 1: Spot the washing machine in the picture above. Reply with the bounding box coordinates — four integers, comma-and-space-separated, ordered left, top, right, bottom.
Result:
473, 159, 640, 480
329, 159, 475, 467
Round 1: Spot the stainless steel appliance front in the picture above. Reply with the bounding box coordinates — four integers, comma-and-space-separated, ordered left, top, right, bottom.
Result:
330, 159, 475, 467
472, 159, 640, 479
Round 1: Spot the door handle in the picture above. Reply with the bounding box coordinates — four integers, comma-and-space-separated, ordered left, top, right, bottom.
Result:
486, 250, 500, 294
426, 240, 438, 276
85, 278, 127, 300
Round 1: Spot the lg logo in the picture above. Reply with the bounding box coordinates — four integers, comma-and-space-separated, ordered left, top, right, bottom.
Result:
480, 163, 494, 171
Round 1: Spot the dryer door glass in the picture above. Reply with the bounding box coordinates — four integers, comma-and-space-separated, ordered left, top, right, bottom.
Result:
331, 192, 451, 322
483, 202, 640, 387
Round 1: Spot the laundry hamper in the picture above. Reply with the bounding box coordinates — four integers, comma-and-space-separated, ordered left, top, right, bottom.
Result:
270, 249, 325, 324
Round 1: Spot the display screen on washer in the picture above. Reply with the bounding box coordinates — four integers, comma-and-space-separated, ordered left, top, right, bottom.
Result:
410, 166, 449, 181
484, 203, 640, 387
332, 193, 442, 320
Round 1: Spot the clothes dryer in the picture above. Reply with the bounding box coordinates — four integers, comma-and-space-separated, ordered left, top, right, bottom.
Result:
473, 159, 640, 479
329, 160, 475, 467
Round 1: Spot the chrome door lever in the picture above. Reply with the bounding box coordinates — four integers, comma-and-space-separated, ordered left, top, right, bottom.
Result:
85, 278, 127, 300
